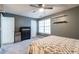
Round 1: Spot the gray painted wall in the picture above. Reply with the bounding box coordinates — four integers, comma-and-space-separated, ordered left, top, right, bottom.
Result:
38, 6, 79, 39
0, 13, 31, 32
51, 6, 79, 39
51, 7, 79, 39
0, 13, 1, 47
15, 15, 31, 32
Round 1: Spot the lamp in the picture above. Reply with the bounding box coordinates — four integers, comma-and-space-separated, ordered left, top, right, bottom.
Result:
39, 8, 44, 12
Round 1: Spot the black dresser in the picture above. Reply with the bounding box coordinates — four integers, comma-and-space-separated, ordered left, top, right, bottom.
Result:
20, 27, 31, 41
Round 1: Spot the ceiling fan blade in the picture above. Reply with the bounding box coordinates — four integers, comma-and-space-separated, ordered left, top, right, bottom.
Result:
30, 4, 42, 8
38, 4, 42, 7
44, 7, 53, 9
30, 4, 53, 9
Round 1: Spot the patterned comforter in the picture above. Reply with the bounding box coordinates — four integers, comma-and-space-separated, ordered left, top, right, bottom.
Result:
28, 35, 79, 54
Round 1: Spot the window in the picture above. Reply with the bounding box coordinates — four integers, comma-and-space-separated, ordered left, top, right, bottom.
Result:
39, 20, 44, 33
38, 18, 51, 34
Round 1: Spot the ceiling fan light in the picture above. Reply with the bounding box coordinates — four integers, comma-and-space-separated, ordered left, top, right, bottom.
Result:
39, 8, 44, 12
42, 4, 45, 7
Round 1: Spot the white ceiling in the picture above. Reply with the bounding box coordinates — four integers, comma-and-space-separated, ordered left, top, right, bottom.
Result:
1, 4, 79, 19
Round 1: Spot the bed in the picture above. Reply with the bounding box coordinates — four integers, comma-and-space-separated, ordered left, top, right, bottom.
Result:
28, 35, 79, 54
0, 35, 79, 54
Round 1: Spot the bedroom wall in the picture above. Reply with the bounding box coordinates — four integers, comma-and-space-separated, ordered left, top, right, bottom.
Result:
51, 6, 79, 39
15, 15, 31, 32
0, 4, 3, 47
0, 13, 31, 32
0, 13, 1, 47
38, 6, 79, 39
0, 4, 3, 12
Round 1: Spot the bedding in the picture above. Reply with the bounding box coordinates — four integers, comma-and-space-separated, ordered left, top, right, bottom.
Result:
28, 35, 79, 54
0, 35, 79, 54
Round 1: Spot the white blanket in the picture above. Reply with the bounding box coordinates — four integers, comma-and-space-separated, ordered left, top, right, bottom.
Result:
28, 36, 79, 54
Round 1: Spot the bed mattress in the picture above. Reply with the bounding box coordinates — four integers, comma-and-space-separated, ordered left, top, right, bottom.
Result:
28, 35, 79, 54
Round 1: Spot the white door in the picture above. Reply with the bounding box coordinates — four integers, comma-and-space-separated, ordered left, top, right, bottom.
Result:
31, 20, 37, 38
1, 15, 15, 44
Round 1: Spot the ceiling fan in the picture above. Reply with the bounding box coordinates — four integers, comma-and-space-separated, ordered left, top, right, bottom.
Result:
30, 4, 53, 9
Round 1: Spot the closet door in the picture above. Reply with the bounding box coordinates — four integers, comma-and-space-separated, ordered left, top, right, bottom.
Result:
1, 16, 15, 44
31, 20, 37, 38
